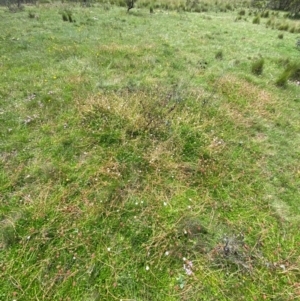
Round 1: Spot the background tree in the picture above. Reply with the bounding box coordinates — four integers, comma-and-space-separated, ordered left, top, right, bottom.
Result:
251, 0, 269, 11
252, 0, 300, 15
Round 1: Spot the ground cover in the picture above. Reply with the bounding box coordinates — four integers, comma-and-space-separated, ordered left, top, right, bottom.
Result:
0, 3, 300, 300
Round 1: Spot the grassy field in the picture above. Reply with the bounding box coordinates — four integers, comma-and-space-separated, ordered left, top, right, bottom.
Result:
1, 2, 300, 300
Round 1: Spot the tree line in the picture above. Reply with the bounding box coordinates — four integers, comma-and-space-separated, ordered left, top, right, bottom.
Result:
252, 0, 300, 15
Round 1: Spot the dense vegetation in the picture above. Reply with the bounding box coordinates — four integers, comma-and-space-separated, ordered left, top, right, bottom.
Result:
0, 1, 300, 300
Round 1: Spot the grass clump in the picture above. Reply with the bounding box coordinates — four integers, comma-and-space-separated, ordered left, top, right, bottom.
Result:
276, 62, 300, 87
278, 33, 284, 39
251, 57, 264, 75
275, 70, 290, 87
287, 62, 300, 81
252, 15, 260, 24
278, 23, 289, 31
61, 10, 74, 22
0, 224, 18, 248
215, 49, 223, 60
261, 10, 269, 18
238, 9, 246, 15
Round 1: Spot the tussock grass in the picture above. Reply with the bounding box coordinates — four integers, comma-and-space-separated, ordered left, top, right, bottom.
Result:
276, 61, 300, 87
1, 3, 300, 300
253, 15, 260, 24
251, 57, 264, 75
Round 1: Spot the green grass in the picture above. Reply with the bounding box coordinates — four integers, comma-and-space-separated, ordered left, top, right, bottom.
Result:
1, 3, 300, 300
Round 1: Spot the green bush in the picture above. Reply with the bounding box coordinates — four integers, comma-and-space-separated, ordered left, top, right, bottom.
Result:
251, 58, 264, 75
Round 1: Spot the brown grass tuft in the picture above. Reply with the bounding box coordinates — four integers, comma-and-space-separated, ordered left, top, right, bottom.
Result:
216, 75, 278, 125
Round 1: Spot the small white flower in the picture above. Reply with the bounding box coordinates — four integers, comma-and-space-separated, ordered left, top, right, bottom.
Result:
163, 202, 167, 206
183, 257, 187, 261
187, 260, 193, 268
165, 251, 169, 256
184, 264, 193, 275
279, 264, 286, 270
146, 265, 150, 271
107, 247, 111, 252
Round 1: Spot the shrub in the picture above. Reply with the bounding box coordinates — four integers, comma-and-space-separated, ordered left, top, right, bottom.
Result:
251, 58, 264, 75
253, 16, 260, 24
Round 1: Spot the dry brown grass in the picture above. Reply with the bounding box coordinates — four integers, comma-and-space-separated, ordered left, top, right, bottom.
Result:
216, 75, 279, 126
